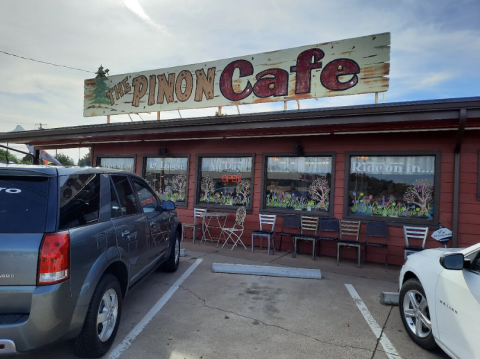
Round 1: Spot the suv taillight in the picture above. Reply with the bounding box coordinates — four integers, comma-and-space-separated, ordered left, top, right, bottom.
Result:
38, 232, 70, 285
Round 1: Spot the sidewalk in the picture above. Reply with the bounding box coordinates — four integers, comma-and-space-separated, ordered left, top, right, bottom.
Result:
181, 238, 401, 284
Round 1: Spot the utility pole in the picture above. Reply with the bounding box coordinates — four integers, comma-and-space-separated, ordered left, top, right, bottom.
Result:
35, 123, 47, 130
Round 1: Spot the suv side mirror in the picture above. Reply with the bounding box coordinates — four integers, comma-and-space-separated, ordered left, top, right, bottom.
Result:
162, 200, 176, 211
440, 253, 465, 270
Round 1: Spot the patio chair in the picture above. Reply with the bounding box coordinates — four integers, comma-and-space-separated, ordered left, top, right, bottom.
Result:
316, 217, 339, 256
182, 208, 207, 243
292, 216, 320, 260
403, 225, 429, 258
222, 206, 247, 250
274, 215, 301, 252
364, 221, 389, 268
251, 214, 277, 255
337, 220, 362, 267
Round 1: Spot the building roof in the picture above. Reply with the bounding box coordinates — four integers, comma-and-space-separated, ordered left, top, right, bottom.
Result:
1, 97, 479, 149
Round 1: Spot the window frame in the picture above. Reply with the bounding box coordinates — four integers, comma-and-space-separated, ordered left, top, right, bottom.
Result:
141, 154, 190, 209
131, 177, 161, 214
58, 173, 101, 230
343, 151, 441, 225
260, 152, 336, 216
95, 155, 137, 173
109, 174, 142, 217
195, 153, 255, 212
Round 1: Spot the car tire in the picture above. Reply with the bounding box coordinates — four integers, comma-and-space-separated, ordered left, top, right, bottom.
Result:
161, 231, 181, 272
73, 274, 122, 358
399, 278, 437, 350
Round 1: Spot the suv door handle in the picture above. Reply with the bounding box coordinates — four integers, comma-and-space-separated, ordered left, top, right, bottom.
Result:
149, 221, 156, 229
121, 230, 130, 238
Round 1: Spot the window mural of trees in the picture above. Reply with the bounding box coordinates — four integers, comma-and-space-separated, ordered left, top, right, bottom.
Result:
199, 157, 252, 207
144, 157, 188, 204
265, 156, 332, 211
200, 176, 250, 205
348, 155, 435, 219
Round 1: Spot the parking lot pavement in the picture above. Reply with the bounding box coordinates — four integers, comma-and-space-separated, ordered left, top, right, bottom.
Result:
3, 242, 450, 359
113, 241, 449, 359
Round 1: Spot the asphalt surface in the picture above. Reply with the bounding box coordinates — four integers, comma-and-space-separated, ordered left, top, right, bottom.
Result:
3, 240, 451, 359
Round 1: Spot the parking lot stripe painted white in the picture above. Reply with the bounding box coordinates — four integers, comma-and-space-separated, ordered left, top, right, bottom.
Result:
345, 284, 400, 359
107, 259, 203, 359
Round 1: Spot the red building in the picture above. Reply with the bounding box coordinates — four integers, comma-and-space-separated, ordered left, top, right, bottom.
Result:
2, 97, 479, 266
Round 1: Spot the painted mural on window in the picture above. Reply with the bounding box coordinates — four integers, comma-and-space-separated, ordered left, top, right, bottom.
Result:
265, 157, 332, 211
144, 157, 188, 204
199, 157, 252, 206
99, 157, 135, 172
348, 155, 435, 219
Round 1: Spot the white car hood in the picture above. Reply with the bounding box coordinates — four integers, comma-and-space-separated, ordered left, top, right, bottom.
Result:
410, 247, 463, 260
410, 243, 480, 260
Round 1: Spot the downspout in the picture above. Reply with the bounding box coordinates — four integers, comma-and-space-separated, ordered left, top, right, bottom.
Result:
452, 109, 467, 247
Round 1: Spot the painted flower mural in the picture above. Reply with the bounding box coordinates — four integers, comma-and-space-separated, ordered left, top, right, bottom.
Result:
266, 176, 330, 211
350, 178, 433, 218
200, 176, 251, 205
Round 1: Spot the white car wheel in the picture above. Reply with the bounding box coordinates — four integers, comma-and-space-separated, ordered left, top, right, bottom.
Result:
402, 289, 431, 338
399, 278, 437, 350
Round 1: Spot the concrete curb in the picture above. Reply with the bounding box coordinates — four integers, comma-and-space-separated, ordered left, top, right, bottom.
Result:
211, 263, 322, 279
380, 291, 399, 306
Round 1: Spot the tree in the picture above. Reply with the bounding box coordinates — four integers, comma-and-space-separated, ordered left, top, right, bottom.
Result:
55, 153, 75, 166
308, 177, 330, 210
0, 149, 20, 163
78, 149, 92, 167
403, 178, 433, 216
21, 154, 33, 164
90, 66, 111, 106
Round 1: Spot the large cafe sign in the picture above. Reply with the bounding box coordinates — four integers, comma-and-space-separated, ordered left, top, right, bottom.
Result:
83, 33, 390, 117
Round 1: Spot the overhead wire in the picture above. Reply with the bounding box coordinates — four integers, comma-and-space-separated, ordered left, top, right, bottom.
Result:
0, 50, 95, 74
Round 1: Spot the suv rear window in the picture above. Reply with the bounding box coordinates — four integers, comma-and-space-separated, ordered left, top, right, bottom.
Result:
59, 174, 100, 230
0, 176, 50, 233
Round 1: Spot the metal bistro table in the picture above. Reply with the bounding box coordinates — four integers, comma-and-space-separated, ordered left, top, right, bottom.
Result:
200, 212, 230, 246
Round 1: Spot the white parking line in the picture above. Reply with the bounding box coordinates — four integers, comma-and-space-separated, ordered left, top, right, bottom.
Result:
107, 259, 203, 359
345, 284, 400, 359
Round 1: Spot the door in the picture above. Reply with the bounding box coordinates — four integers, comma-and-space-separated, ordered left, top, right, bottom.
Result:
110, 175, 150, 284
435, 247, 480, 358
131, 179, 170, 263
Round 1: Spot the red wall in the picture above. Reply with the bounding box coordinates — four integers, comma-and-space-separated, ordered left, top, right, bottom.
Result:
94, 129, 480, 267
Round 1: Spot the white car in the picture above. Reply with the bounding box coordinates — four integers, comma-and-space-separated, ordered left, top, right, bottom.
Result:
399, 243, 480, 359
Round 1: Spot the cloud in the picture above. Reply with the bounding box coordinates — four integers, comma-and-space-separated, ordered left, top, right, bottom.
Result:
123, 0, 169, 33
0, 0, 479, 135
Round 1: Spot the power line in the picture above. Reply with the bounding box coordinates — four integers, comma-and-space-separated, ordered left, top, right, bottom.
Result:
0, 50, 95, 74
0, 118, 34, 125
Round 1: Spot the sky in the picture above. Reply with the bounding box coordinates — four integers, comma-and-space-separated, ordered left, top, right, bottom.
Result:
0, 0, 479, 162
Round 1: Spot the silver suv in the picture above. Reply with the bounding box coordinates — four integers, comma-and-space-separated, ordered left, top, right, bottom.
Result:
0, 165, 182, 357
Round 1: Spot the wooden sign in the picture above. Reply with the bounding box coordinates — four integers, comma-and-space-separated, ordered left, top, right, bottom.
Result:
84, 33, 390, 117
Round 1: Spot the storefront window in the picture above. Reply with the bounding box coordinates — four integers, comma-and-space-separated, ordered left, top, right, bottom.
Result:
264, 156, 332, 212
97, 157, 135, 172
144, 157, 188, 205
198, 156, 253, 207
347, 155, 436, 220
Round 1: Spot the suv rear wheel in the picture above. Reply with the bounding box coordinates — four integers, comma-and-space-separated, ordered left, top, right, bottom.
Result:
73, 274, 122, 358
